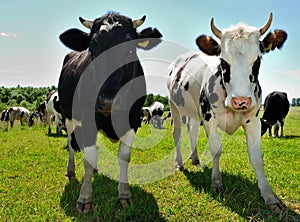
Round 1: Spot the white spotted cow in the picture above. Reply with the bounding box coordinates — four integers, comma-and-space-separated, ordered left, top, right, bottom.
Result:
45, 90, 65, 136
5, 107, 34, 128
167, 13, 287, 210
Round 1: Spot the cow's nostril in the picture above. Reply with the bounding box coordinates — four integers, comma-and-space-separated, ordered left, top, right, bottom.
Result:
231, 97, 252, 110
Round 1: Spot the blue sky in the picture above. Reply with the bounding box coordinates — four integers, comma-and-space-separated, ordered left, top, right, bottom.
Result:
0, 0, 299, 101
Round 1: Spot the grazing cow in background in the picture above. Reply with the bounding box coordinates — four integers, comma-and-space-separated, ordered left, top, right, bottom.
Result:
149, 101, 164, 117
261, 91, 290, 137
167, 13, 287, 210
36, 101, 47, 124
45, 91, 65, 135
58, 12, 162, 212
141, 101, 165, 125
5, 107, 34, 127
148, 101, 165, 128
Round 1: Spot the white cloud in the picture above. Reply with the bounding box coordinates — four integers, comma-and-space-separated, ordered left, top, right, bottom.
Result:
0, 32, 17, 38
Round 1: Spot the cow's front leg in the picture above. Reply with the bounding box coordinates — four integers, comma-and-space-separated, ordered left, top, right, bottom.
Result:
76, 145, 98, 213
205, 123, 223, 192
118, 129, 135, 207
187, 117, 200, 165
243, 119, 279, 207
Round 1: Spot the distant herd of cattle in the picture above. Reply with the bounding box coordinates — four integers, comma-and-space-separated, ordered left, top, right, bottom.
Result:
1, 12, 292, 212
0, 91, 290, 138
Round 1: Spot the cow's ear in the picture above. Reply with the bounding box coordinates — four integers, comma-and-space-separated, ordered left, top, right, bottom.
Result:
59, 28, 91, 51
260, 30, 287, 53
137, 27, 162, 50
196, 35, 221, 56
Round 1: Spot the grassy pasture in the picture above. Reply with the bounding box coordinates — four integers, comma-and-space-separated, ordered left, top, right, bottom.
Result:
0, 107, 299, 221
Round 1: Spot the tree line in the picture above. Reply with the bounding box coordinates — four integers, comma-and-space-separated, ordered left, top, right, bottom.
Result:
0, 86, 170, 112
291, 98, 300, 106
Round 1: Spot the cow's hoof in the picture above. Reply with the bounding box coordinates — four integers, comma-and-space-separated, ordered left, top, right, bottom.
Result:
118, 198, 132, 208
76, 201, 93, 213
212, 185, 224, 194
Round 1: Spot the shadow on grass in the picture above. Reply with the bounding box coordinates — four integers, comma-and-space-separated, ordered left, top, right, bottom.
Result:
281, 135, 300, 139
46, 132, 67, 138
183, 168, 300, 221
60, 174, 166, 221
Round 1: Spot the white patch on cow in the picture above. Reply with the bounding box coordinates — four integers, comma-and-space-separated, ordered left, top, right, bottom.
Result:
100, 20, 122, 32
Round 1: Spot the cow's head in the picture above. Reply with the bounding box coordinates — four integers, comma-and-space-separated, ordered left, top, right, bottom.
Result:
260, 118, 275, 136
59, 12, 162, 109
196, 13, 287, 111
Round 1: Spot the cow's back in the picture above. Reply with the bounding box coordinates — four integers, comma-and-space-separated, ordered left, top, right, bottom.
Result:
263, 92, 290, 121
58, 51, 92, 119
167, 51, 219, 119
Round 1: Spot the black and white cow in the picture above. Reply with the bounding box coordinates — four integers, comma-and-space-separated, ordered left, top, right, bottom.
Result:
45, 91, 65, 135
141, 101, 165, 126
261, 91, 290, 137
36, 101, 47, 124
149, 101, 165, 128
58, 12, 162, 212
167, 13, 287, 210
4, 106, 34, 127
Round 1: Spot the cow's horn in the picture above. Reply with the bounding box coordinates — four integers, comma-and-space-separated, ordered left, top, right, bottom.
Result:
132, 15, 146, 29
259, 13, 273, 36
79, 17, 93, 29
210, 18, 222, 39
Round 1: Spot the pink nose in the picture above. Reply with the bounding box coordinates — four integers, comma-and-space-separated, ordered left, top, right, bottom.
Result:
231, 97, 252, 110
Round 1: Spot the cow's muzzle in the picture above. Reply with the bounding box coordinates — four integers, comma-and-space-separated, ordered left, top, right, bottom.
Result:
231, 96, 252, 110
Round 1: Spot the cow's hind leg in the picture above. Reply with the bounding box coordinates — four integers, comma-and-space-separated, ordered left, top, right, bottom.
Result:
170, 101, 184, 171
118, 129, 135, 207
187, 117, 200, 165
280, 119, 284, 137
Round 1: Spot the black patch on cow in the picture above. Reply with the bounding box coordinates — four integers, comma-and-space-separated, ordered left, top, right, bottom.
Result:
70, 132, 80, 152
246, 119, 250, 124
255, 109, 260, 117
254, 83, 262, 98
250, 57, 261, 83
175, 66, 184, 82
184, 81, 189, 91
172, 83, 185, 106
220, 59, 231, 84
204, 113, 212, 122
207, 75, 219, 104
20, 111, 25, 118
199, 89, 212, 122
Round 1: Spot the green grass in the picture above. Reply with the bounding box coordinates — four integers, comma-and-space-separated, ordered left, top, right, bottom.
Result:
0, 107, 299, 221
